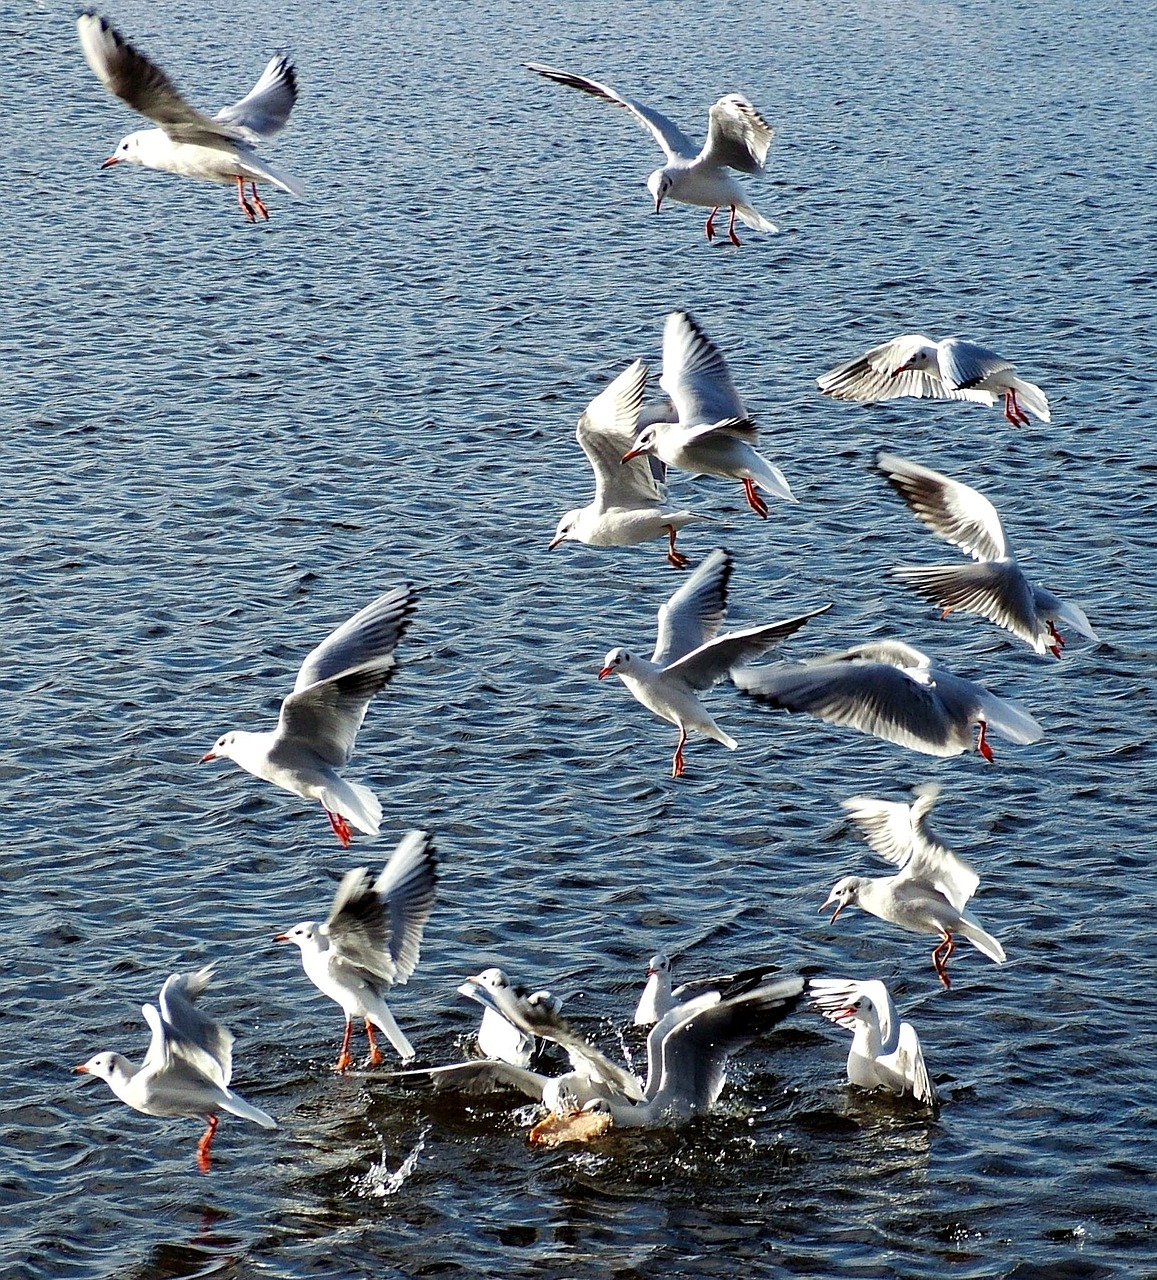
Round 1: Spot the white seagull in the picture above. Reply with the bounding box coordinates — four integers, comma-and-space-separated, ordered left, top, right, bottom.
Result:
733, 638, 1043, 762
877, 452, 1098, 658
808, 978, 938, 1108
623, 312, 797, 519
633, 953, 785, 1027
822, 783, 1006, 989
817, 335, 1050, 426
201, 586, 416, 845
476, 980, 561, 1068
275, 830, 438, 1070
74, 965, 276, 1171
598, 548, 829, 776
548, 359, 709, 568
570, 975, 803, 1136
77, 10, 303, 222
525, 63, 777, 245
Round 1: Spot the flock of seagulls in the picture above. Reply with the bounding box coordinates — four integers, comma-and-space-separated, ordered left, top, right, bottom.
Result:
69, 11, 1100, 1164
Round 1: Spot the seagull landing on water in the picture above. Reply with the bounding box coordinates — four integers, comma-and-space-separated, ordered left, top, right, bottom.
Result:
74, 966, 276, 1172
622, 312, 798, 520
524, 63, 778, 246
201, 586, 416, 846
876, 452, 1098, 659
597, 548, 830, 777
77, 10, 303, 222
275, 831, 438, 1071
809, 978, 938, 1108
822, 784, 1006, 990
548, 358, 710, 568
817, 335, 1050, 427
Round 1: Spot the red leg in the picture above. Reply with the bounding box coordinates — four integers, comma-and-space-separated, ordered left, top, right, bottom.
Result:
671, 727, 688, 778
1003, 389, 1030, 427
364, 1020, 383, 1067
931, 934, 954, 990
727, 205, 741, 247
976, 720, 995, 763
249, 183, 270, 221
704, 207, 718, 241
334, 1019, 353, 1072
1047, 620, 1066, 659
235, 176, 257, 222
742, 477, 769, 519
325, 809, 353, 847
196, 1114, 219, 1172
665, 525, 689, 569
940, 607, 953, 621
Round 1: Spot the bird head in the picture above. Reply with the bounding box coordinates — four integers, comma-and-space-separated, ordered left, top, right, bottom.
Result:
73, 1051, 120, 1081
647, 168, 673, 212
598, 647, 631, 680
199, 731, 238, 764
621, 425, 658, 463
102, 131, 147, 169
549, 510, 581, 550
274, 921, 320, 950
646, 952, 671, 978
820, 876, 860, 922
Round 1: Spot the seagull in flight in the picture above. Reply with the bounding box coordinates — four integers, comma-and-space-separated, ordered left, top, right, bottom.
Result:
77, 10, 303, 221
275, 830, 438, 1069
598, 548, 829, 776
525, 63, 778, 245
201, 586, 416, 845
877, 452, 1098, 658
74, 965, 276, 1171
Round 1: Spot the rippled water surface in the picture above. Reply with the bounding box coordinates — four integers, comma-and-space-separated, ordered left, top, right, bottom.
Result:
4, 0, 1156, 1276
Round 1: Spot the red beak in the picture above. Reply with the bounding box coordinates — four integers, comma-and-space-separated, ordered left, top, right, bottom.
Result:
654, 194, 663, 213
199, 752, 217, 763
100, 156, 120, 170
597, 666, 614, 680
820, 898, 844, 922
73, 1064, 90, 1074
273, 933, 289, 943
621, 447, 645, 463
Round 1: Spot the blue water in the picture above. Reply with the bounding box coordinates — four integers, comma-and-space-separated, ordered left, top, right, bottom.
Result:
3, 0, 1156, 1276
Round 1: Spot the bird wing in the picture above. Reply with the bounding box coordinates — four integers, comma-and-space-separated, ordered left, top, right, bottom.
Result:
524, 63, 697, 160
937, 338, 1014, 390
371, 831, 438, 983
893, 1021, 938, 1108
841, 782, 942, 871
816, 335, 996, 405
214, 55, 297, 140
652, 548, 732, 667
278, 587, 416, 766
892, 560, 1043, 649
876, 452, 1009, 561
157, 966, 234, 1088
659, 311, 747, 426
666, 606, 831, 691
899, 833, 980, 914
386, 1060, 548, 1099
698, 95, 773, 172
733, 646, 975, 757
576, 359, 662, 509
77, 11, 248, 150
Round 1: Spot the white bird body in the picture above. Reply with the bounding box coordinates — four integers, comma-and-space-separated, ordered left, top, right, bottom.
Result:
202, 586, 415, 845
599, 548, 829, 776
877, 452, 1098, 658
809, 978, 937, 1107
75, 966, 276, 1170
818, 334, 1050, 426
733, 637, 1042, 761
77, 11, 302, 221
276, 831, 438, 1069
823, 784, 1005, 988
549, 359, 709, 568
525, 63, 778, 244
624, 313, 796, 518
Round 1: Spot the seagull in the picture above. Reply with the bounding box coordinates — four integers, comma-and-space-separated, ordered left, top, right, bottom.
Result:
733, 638, 1042, 762
817, 335, 1050, 426
633, 953, 786, 1027
567, 975, 804, 1137
548, 359, 709, 568
201, 586, 416, 845
77, 10, 303, 222
476, 981, 561, 1068
622, 312, 797, 519
74, 965, 276, 1171
822, 783, 1006, 989
525, 63, 777, 245
808, 978, 938, 1108
275, 830, 438, 1070
598, 548, 830, 776
877, 452, 1098, 658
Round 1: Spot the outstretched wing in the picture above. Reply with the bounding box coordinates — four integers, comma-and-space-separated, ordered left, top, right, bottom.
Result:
877, 452, 1009, 562
660, 311, 747, 427
817, 335, 996, 405
699, 95, 772, 172
576, 360, 662, 509
652, 548, 731, 667
215, 54, 297, 140
668, 605, 831, 690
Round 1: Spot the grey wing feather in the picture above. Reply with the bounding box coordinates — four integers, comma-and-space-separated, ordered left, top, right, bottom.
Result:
524, 63, 697, 159
652, 548, 732, 667
938, 338, 1013, 390
667, 605, 831, 690
215, 55, 298, 140
386, 1060, 548, 1099
77, 11, 244, 149
897, 1022, 938, 1108
576, 360, 661, 508
372, 831, 438, 983
157, 966, 234, 1087
877, 453, 1008, 561
817, 338, 995, 405
660, 312, 747, 426
892, 562, 1044, 650
699, 95, 773, 173
293, 586, 416, 691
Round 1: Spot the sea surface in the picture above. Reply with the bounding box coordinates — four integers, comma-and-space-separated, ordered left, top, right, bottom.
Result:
3, 0, 1156, 1276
